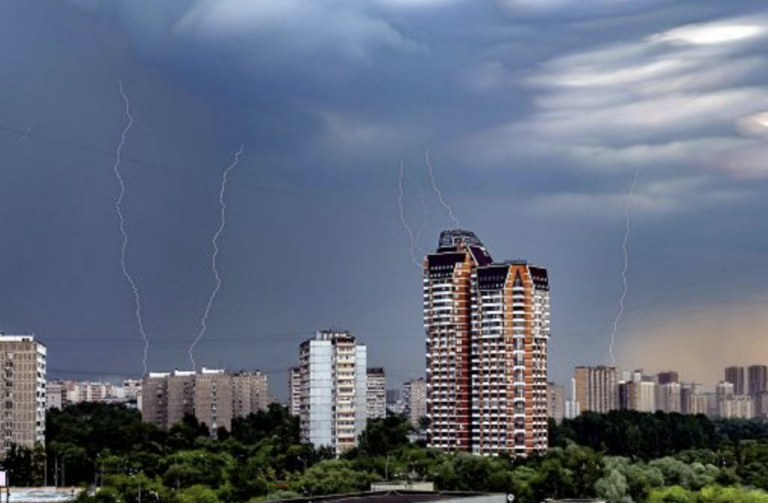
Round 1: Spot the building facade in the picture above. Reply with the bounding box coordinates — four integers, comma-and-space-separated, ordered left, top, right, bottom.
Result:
403, 378, 428, 428
232, 371, 270, 418
548, 382, 565, 424
366, 368, 386, 420
289, 367, 302, 417
142, 368, 270, 431
725, 366, 746, 396
298, 330, 367, 455
574, 366, 618, 414
424, 230, 550, 456
0, 334, 47, 459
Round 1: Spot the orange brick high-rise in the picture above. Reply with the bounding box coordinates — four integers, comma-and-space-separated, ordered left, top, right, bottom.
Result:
424, 230, 550, 456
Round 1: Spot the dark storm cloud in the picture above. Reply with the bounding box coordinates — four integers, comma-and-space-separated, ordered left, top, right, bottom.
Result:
3, 0, 768, 394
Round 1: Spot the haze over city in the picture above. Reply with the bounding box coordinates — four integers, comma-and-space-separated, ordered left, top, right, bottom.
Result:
3, 0, 768, 398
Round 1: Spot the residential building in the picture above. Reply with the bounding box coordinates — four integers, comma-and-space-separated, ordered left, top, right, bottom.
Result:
289, 367, 301, 417
366, 368, 386, 420
167, 371, 196, 427
142, 372, 170, 429
748, 365, 768, 397
564, 378, 580, 419
719, 395, 754, 419
657, 371, 679, 385
423, 230, 550, 456
625, 380, 656, 412
47, 381, 64, 410
0, 334, 46, 459
298, 330, 367, 455
681, 383, 706, 415
725, 366, 746, 396
232, 371, 270, 418
548, 382, 565, 424
574, 366, 618, 413
403, 378, 428, 428
656, 382, 682, 413
195, 368, 234, 433
424, 230, 486, 452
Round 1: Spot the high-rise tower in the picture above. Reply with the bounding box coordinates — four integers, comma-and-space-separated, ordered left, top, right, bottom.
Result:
423, 230, 550, 455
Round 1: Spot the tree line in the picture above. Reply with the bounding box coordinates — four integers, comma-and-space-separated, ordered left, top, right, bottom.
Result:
3, 404, 768, 502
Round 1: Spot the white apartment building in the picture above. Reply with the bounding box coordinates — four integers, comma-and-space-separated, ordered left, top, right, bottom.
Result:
298, 330, 367, 455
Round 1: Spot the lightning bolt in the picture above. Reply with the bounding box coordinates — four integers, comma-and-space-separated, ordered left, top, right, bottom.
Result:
113, 80, 149, 376
425, 150, 460, 229
189, 144, 245, 371
608, 168, 640, 366
413, 186, 428, 256
398, 161, 421, 269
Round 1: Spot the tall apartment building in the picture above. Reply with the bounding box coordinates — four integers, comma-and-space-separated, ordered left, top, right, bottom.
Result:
289, 367, 301, 416
232, 371, 270, 418
423, 230, 550, 456
0, 334, 46, 458
725, 366, 746, 396
403, 378, 428, 428
142, 373, 170, 429
298, 330, 367, 455
167, 371, 196, 427
624, 380, 656, 412
574, 366, 618, 413
656, 382, 682, 413
548, 382, 565, 424
195, 369, 234, 433
366, 368, 386, 420
748, 365, 768, 396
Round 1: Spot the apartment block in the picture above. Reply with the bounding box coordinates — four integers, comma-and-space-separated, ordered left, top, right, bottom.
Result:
548, 382, 565, 424
656, 382, 682, 413
366, 368, 386, 420
403, 378, 428, 428
574, 366, 618, 413
0, 334, 47, 459
298, 330, 367, 455
232, 371, 270, 418
195, 369, 234, 432
142, 368, 271, 432
424, 230, 550, 456
725, 366, 746, 396
625, 380, 656, 412
748, 365, 768, 397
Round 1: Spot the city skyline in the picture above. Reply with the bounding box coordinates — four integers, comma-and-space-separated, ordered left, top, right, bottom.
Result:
3, 1, 768, 399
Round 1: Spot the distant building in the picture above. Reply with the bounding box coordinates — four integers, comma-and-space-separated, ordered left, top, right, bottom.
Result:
657, 371, 679, 385
47, 381, 64, 410
625, 380, 656, 412
564, 378, 580, 419
748, 365, 768, 397
574, 366, 618, 413
366, 368, 386, 420
0, 334, 47, 459
725, 366, 746, 396
681, 383, 706, 415
656, 382, 682, 413
403, 378, 427, 428
548, 382, 565, 424
167, 371, 196, 427
719, 395, 754, 419
298, 330, 367, 455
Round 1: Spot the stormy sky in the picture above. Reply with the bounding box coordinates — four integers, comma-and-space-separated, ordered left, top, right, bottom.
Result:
3, 0, 768, 398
